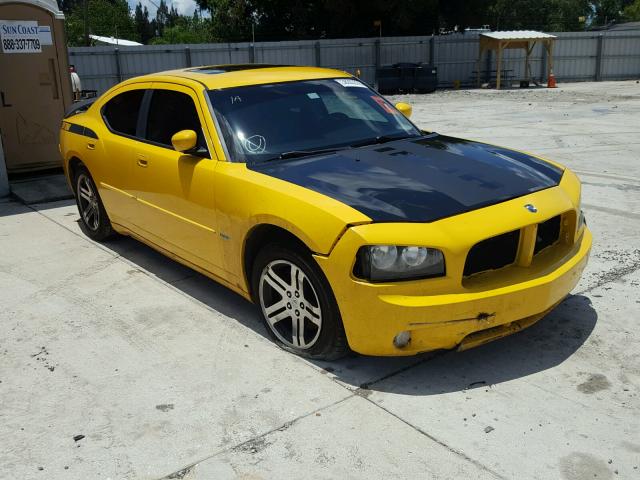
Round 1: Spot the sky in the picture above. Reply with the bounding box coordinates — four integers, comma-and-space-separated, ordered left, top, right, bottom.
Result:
128, 0, 199, 17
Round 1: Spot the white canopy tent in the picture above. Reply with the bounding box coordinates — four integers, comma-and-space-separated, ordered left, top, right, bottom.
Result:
89, 34, 142, 46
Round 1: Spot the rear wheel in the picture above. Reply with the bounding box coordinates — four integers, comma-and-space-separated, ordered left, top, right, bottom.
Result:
252, 244, 349, 360
74, 166, 113, 241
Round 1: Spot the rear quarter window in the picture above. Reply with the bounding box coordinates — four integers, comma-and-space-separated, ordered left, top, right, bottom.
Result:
102, 89, 145, 136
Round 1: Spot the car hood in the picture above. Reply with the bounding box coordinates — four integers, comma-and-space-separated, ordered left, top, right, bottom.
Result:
249, 134, 564, 223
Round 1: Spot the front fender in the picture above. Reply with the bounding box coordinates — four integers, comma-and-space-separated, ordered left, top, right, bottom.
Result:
214, 162, 371, 288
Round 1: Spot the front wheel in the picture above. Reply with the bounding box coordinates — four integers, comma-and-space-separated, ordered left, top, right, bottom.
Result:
252, 245, 349, 360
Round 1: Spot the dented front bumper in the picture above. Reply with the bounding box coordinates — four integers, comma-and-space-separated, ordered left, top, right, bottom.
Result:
316, 227, 590, 356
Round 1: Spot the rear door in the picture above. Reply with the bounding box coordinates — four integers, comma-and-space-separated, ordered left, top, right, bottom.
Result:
97, 84, 149, 227
128, 83, 223, 276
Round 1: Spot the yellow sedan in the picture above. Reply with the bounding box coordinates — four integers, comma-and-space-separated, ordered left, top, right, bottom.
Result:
59, 65, 591, 359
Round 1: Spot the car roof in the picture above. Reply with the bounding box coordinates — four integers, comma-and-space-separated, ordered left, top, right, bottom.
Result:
131, 64, 353, 90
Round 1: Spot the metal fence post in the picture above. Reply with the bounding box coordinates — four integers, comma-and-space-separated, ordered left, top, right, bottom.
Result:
249, 43, 255, 63
315, 41, 321, 66
429, 36, 434, 65
540, 44, 547, 82
595, 34, 604, 81
114, 48, 122, 82
374, 39, 381, 88
185, 46, 192, 67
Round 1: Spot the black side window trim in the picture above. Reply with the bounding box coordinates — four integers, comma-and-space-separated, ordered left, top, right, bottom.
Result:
68, 123, 99, 139
136, 89, 153, 139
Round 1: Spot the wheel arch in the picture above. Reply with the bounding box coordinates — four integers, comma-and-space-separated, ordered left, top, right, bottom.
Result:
243, 223, 312, 300
66, 156, 85, 193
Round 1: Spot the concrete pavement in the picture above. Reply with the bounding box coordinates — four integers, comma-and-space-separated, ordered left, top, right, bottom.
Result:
1, 81, 639, 479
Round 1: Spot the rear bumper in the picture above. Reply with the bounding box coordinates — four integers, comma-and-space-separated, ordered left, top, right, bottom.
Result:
315, 227, 591, 356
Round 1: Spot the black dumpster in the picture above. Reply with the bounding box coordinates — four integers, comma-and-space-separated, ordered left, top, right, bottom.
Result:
376, 65, 402, 94
376, 63, 437, 94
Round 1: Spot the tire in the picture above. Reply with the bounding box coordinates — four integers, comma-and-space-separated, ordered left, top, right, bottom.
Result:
74, 165, 114, 241
251, 244, 349, 360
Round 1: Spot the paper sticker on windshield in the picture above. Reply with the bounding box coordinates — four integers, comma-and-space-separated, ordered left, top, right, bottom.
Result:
334, 78, 367, 88
371, 95, 396, 114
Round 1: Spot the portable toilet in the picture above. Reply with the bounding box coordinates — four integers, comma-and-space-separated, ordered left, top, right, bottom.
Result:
0, 0, 72, 175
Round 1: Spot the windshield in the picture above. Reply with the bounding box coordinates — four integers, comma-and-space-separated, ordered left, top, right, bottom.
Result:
208, 78, 421, 163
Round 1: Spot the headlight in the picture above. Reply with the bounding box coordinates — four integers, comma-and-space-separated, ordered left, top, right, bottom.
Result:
354, 245, 445, 282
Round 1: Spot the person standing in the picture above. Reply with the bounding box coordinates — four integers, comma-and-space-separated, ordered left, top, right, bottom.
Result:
70, 65, 82, 101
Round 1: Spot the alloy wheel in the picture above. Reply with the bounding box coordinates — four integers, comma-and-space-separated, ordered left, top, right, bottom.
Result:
77, 174, 100, 231
259, 259, 323, 349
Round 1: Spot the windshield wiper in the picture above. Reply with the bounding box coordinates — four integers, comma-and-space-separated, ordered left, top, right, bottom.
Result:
265, 147, 345, 162
349, 133, 421, 149
261, 133, 421, 163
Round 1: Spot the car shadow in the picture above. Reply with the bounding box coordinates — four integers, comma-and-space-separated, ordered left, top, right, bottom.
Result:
312, 294, 598, 395
100, 234, 266, 337
98, 232, 596, 397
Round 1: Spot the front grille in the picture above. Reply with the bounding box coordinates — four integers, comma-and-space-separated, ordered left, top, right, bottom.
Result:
534, 215, 561, 254
464, 229, 520, 277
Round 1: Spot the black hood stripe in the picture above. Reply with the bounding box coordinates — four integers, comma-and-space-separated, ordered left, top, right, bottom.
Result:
250, 134, 563, 223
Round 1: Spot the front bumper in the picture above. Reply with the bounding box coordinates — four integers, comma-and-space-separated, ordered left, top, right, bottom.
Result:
314, 175, 591, 356
316, 227, 590, 356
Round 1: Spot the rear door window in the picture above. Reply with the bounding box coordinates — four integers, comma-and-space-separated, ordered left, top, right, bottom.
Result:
102, 89, 145, 136
145, 89, 205, 149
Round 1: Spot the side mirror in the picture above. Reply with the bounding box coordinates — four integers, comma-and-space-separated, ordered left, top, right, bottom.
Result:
171, 129, 198, 153
395, 102, 412, 118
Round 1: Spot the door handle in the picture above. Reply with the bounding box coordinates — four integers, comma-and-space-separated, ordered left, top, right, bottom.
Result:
137, 158, 148, 167
87, 143, 95, 150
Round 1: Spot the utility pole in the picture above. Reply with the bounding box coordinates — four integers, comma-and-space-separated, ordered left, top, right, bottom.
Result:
83, 0, 89, 46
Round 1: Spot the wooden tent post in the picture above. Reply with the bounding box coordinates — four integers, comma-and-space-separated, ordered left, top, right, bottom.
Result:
524, 41, 531, 82
546, 39, 554, 78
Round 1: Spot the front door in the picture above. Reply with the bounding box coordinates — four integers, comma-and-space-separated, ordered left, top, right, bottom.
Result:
129, 84, 224, 277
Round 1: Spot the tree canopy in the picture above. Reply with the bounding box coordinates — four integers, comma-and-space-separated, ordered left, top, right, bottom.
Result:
64, 0, 136, 46
59, 0, 640, 46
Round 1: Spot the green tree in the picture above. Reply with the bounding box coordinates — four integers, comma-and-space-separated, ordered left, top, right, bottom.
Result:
134, 2, 154, 44
489, 0, 591, 31
65, 0, 136, 46
57, 0, 82, 14
155, 0, 170, 36
591, 0, 622, 25
623, 0, 640, 19
168, 4, 180, 28
194, 0, 441, 41
150, 13, 213, 44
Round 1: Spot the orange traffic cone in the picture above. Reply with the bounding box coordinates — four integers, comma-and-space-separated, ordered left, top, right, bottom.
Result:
547, 70, 557, 88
